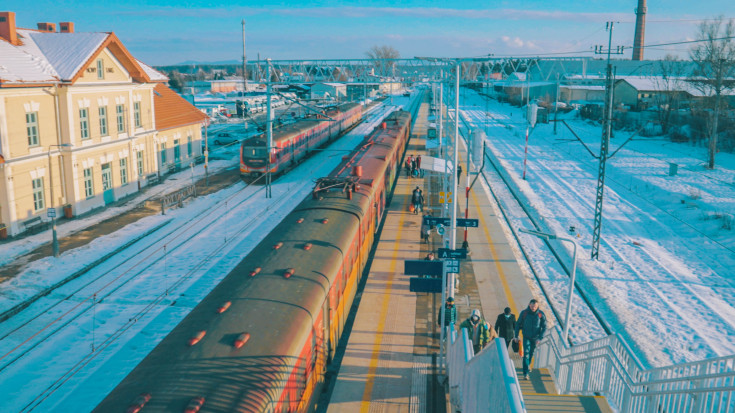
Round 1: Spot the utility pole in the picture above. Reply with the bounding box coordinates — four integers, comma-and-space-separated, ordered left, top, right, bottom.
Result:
265, 59, 273, 198
591, 22, 624, 260
449, 63, 460, 299
554, 74, 560, 135
241, 20, 248, 135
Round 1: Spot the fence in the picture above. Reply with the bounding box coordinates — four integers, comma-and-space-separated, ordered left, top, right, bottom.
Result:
536, 326, 735, 412
447, 327, 526, 413
159, 184, 196, 215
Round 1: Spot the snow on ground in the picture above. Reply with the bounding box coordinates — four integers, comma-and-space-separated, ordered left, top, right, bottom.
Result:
0, 98, 412, 412
458, 89, 735, 368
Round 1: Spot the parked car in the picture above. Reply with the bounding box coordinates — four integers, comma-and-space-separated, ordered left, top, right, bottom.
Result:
213, 132, 239, 145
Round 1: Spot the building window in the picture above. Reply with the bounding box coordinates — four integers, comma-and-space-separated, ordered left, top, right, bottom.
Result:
84, 168, 94, 198
137, 151, 144, 176
160, 143, 167, 165
187, 135, 193, 157
26, 112, 39, 147
80, 108, 90, 139
134, 102, 141, 128
116, 104, 125, 133
174, 139, 181, 164
32, 178, 45, 211
120, 157, 128, 185
99, 106, 108, 136
97, 59, 104, 80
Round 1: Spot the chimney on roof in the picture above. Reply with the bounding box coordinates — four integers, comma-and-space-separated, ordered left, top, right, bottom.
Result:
59, 21, 74, 33
37, 22, 56, 32
0, 11, 19, 45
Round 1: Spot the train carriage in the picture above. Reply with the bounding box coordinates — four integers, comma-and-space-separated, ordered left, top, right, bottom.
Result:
94, 109, 412, 413
240, 103, 363, 176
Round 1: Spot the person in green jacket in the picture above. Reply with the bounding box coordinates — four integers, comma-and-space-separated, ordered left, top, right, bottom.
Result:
437, 297, 457, 327
460, 309, 498, 354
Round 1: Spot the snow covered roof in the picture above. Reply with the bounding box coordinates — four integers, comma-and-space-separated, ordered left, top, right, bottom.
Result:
1, 28, 156, 86
136, 59, 168, 82
562, 85, 605, 91
20, 29, 107, 80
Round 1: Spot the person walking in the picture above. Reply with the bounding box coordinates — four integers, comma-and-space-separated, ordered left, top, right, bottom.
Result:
420, 213, 431, 244
457, 164, 463, 182
460, 309, 497, 355
416, 155, 423, 177
495, 307, 516, 348
405, 155, 413, 177
514, 299, 547, 380
438, 297, 457, 327
410, 156, 418, 178
412, 186, 424, 215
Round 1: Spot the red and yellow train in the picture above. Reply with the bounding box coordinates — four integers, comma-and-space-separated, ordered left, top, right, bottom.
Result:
240, 103, 363, 176
94, 109, 414, 412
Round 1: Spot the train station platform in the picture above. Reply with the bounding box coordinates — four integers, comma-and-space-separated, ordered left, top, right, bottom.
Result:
324, 98, 612, 412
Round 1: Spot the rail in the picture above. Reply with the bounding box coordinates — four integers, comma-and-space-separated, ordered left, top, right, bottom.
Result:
447, 327, 526, 413
536, 326, 735, 412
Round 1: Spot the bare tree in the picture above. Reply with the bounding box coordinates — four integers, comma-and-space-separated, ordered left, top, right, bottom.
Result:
688, 16, 735, 169
366, 45, 400, 78
648, 55, 687, 135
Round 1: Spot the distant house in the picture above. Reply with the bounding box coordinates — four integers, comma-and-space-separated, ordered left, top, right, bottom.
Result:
311, 83, 346, 100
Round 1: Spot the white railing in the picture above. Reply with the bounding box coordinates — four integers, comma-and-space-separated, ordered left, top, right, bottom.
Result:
447, 327, 526, 413
535, 326, 735, 413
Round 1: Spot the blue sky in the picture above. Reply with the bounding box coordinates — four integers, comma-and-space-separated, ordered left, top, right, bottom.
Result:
10, 1, 735, 66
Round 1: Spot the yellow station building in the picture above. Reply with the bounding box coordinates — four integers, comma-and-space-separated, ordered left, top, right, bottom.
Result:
0, 12, 207, 238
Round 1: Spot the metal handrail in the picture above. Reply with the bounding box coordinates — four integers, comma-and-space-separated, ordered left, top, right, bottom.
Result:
536, 326, 735, 412
446, 327, 526, 413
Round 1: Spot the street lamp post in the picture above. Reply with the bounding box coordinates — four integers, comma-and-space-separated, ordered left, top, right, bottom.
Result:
48, 143, 72, 257
518, 228, 578, 343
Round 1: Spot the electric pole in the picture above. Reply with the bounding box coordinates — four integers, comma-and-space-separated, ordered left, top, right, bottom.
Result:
591, 22, 624, 260
265, 59, 273, 198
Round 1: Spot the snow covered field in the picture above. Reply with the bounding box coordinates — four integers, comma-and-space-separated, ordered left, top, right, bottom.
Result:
459, 89, 735, 368
0, 99, 409, 412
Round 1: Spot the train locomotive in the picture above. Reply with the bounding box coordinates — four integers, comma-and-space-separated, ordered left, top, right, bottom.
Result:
94, 109, 413, 413
240, 103, 363, 176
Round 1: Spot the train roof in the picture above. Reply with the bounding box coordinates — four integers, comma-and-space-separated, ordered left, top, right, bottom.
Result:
242, 102, 361, 146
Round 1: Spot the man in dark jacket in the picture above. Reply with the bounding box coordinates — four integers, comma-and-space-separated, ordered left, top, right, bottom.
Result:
495, 307, 516, 348
514, 299, 547, 380
437, 297, 457, 327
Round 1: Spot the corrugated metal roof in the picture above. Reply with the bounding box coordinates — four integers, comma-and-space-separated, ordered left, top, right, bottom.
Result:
153, 83, 209, 131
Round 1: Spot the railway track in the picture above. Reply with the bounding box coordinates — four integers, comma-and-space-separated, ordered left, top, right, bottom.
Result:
0, 102, 404, 412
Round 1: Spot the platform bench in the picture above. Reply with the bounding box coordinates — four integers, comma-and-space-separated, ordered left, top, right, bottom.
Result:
23, 216, 45, 234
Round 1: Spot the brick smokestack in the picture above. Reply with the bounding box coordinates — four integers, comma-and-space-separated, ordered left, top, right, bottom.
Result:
0, 11, 19, 45
632, 0, 647, 61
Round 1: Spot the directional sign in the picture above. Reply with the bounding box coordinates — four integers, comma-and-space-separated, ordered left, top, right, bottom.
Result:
47, 208, 56, 218
438, 248, 467, 259
404, 260, 443, 277
409, 277, 442, 293
424, 216, 450, 227
444, 259, 460, 273
457, 218, 479, 228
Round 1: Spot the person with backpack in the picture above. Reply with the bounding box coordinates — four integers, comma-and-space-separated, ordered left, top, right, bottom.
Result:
514, 299, 547, 380
460, 309, 497, 355
411, 186, 424, 214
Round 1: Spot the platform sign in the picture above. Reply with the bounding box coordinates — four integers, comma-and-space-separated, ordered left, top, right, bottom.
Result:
409, 277, 442, 293
424, 216, 450, 227
47, 208, 56, 218
457, 218, 479, 228
438, 248, 467, 259
444, 259, 460, 273
404, 260, 443, 277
